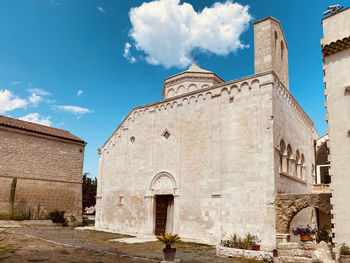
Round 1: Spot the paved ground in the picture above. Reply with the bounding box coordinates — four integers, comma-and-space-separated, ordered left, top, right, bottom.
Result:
1, 227, 261, 263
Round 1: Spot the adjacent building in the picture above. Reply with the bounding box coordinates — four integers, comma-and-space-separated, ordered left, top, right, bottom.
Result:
0, 115, 86, 220
321, 7, 350, 257
96, 17, 320, 250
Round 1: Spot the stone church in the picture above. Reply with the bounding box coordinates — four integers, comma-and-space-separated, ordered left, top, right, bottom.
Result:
96, 17, 320, 250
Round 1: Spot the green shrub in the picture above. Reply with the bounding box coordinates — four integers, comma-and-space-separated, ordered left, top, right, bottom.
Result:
220, 233, 260, 250
317, 225, 331, 243
0, 213, 30, 221
48, 211, 67, 226
340, 244, 350, 255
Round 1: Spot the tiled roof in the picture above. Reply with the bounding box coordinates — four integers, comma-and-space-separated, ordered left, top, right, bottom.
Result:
322, 36, 350, 57
0, 115, 85, 144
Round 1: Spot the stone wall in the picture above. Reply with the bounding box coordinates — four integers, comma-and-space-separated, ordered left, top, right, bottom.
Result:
96, 72, 277, 249
322, 8, 350, 257
0, 127, 84, 220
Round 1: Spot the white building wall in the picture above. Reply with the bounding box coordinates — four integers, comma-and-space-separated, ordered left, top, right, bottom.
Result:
96, 73, 279, 250
322, 8, 350, 257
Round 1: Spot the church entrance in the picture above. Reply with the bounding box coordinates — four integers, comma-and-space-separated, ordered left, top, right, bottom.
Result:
155, 195, 173, 235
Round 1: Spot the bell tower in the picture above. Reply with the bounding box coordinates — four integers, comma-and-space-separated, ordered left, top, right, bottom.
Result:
253, 17, 289, 90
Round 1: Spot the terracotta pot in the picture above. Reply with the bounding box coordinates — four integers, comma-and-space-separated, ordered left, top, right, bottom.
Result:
339, 255, 350, 263
232, 245, 240, 249
300, 233, 312, 241
163, 247, 176, 261
252, 245, 260, 251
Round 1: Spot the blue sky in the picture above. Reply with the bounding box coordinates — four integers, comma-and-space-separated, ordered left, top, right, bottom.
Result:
0, 0, 347, 178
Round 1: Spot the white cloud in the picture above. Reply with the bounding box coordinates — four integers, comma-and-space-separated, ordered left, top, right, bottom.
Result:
19, 113, 52, 126
123, 42, 136, 63
54, 105, 92, 115
128, 0, 251, 68
29, 93, 42, 106
97, 6, 106, 14
0, 89, 27, 114
11, 81, 23, 86
77, 90, 83, 96
27, 88, 51, 96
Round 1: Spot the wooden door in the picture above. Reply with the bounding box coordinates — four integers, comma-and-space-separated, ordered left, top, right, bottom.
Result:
155, 195, 170, 235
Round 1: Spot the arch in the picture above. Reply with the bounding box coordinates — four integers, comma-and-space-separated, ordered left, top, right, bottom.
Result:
188, 84, 198, 92
167, 88, 175, 98
201, 84, 209, 89
221, 87, 228, 94
189, 96, 196, 104
197, 94, 204, 102
177, 85, 186, 94
150, 171, 177, 195
275, 193, 332, 234
240, 81, 249, 91
281, 41, 285, 61
251, 79, 260, 90
230, 84, 239, 92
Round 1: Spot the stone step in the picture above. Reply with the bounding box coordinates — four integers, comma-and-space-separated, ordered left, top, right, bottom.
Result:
278, 248, 313, 258
278, 242, 316, 251
276, 256, 313, 263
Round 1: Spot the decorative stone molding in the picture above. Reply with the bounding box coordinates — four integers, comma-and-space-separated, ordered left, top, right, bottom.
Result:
273, 76, 314, 130
216, 245, 273, 261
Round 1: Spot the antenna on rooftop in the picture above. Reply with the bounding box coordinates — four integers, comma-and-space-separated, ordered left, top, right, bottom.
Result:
323, 4, 343, 16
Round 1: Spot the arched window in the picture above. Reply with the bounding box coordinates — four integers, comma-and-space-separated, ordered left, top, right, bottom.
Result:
287, 144, 292, 175
281, 41, 285, 61
280, 139, 286, 172
274, 31, 278, 50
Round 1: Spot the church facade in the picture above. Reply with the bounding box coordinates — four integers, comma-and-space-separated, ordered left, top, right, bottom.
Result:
96, 17, 318, 250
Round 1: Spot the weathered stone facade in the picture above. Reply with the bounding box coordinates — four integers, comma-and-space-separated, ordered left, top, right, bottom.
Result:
0, 117, 85, 220
96, 17, 318, 250
321, 7, 350, 258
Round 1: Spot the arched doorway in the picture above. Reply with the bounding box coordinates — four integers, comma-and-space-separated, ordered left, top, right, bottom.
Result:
149, 172, 177, 235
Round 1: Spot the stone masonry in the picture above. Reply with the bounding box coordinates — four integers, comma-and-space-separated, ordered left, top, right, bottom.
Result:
96, 16, 319, 251
0, 116, 86, 221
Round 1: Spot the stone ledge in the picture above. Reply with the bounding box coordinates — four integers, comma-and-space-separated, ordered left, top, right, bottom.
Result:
280, 172, 306, 184
216, 245, 273, 261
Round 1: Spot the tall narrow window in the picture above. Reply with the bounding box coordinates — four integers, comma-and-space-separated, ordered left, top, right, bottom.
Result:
281, 41, 285, 61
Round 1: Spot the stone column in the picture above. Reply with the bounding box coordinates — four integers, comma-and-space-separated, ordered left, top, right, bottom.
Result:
282, 154, 288, 173
296, 163, 302, 179
144, 192, 154, 235
172, 191, 180, 234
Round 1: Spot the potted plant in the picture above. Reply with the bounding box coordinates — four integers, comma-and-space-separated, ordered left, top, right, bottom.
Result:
339, 244, 350, 263
251, 235, 261, 251
156, 233, 181, 262
291, 225, 317, 242
230, 234, 241, 248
